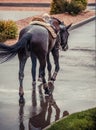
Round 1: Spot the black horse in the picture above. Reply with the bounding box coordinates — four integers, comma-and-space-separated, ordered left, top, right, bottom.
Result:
0, 17, 71, 102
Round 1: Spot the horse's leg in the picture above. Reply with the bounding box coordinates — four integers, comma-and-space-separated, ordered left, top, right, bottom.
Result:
31, 53, 37, 85
39, 56, 46, 84
38, 67, 43, 82
18, 54, 27, 103
47, 53, 52, 81
39, 56, 50, 95
51, 48, 59, 81
38, 53, 52, 82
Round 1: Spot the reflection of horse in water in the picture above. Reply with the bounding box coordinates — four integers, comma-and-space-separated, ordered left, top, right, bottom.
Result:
0, 16, 71, 103
19, 83, 69, 130
29, 83, 60, 130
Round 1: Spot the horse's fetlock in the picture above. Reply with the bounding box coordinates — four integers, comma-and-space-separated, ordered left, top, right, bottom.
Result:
19, 87, 24, 97
19, 97, 25, 104
19, 74, 24, 80
19, 72, 24, 77
51, 71, 58, 81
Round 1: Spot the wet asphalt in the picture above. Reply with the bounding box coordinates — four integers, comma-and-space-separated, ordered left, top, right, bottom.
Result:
0, 18, 96, 130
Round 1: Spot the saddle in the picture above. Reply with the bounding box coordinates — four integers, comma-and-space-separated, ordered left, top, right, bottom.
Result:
30, 17, 57, 39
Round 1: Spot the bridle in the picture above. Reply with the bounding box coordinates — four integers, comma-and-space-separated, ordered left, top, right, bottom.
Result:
49, 17, 69, 51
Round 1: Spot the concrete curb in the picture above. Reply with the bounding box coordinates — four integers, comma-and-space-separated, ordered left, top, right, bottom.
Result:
69, 16, 96, 31
42, 116, 67, 130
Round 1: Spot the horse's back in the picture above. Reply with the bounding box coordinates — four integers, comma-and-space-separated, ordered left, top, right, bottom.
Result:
30, 25, 49, 41
29, 25, 49, 53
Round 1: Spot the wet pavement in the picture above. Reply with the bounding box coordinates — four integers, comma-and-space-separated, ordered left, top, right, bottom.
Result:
0, 20, 96, 130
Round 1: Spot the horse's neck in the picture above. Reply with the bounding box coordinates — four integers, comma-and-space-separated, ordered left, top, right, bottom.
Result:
54, 33, 61, 50
50, 20, 60, 33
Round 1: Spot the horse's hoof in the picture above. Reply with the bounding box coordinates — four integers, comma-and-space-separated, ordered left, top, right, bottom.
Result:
48, 81, 54, 93
48, 80, 54, 86
19, 97, 25, 104
44, 87, 51, 96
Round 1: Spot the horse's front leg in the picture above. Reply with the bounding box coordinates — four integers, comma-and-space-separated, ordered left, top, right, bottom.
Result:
47, 53, 52, 81
51, 48, 60, 81
18, 54, 27, 103
39, 56, 50, 95
38, 53, 52, 82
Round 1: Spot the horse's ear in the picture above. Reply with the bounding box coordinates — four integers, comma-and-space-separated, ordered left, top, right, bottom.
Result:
66, 23, 72, 30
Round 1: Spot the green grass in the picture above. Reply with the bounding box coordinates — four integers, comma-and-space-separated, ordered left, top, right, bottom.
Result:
46, 107, 96, 130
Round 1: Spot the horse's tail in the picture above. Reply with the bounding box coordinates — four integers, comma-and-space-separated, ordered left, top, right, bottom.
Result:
0, 33, 31, 63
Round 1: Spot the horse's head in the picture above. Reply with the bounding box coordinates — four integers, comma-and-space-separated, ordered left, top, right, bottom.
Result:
59, 23, 72, 51
50, 17, 72, 51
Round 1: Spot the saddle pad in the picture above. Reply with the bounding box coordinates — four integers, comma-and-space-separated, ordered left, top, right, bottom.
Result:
30, 21, 57, 39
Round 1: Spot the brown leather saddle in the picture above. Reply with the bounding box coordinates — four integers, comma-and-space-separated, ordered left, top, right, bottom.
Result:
30, 17, 57, 39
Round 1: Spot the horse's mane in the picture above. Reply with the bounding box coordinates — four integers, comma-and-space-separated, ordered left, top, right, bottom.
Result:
51, 17, 62, 24
51, 17, 66, 26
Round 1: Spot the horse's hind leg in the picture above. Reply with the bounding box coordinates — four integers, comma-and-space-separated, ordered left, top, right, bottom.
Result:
39, 56, 46, 84
18, 54, 27, 103
30, 52, 37, 85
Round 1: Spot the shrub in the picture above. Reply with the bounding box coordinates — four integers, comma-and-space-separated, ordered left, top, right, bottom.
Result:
67, 0, 87, 15
50, 0, 87, 15
0, 20, 18, 42
50, 0, 68, 14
